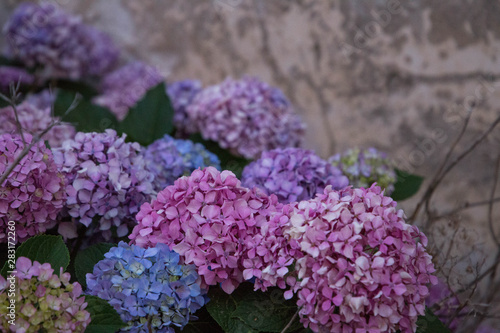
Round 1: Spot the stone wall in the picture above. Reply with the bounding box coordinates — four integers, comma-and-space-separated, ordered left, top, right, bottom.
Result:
1, 0, 500, 288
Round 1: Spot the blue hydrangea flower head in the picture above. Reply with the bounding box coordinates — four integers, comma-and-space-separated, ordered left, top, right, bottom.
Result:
87, 241, 208, 333
143, 134, 221, 191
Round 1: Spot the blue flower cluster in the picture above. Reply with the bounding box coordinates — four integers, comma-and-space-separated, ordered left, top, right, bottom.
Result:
143, 134, 221, 191
86, 242, 208, 333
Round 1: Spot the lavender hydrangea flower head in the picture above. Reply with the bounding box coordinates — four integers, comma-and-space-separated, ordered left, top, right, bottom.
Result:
52, 129, 155, 240
0, 133, 66, 243
0, 66, 34, 93
0, 257, 91, 332
241, 147, 349, 203
26, 90, 55, 109
143, 134, 220, 191
0, 100, 75, 148
186, 76, 305, 159
283, 185, 437, 332
93, 61, 164, 120
86, 241, 207, 332
3, 2, 119, 80
130, 167, 283, 294
329, 147, 397, 194
167, 80, 202, 136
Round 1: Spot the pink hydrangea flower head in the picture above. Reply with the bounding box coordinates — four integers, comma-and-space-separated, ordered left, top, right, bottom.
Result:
52, 129, 156, 240
242, 147, 349, 203
186, 76, 305, 159
93, 61, 164, 120
0, 257, 91, 332
129, 166, 284, 294
284, 185, 437, 333
0, 100, 75, 148
3, 2, 119, 80
0, 133, 66, 243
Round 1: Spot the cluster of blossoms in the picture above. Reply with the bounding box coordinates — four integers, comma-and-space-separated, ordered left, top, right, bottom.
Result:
0, 66, 34, 93
241, 147, 349, 203
0, 133, 65, 243
186, 76, 305, 159
26, 90, 55, 109
94, 61, 163, 120
329, 147, 397, 194
0, 257, 90, 332
2, 2, 119, 80
283, 185, 437, 332
426, 279, 462, 330
0, 100, 75, 148
167, 80, 202, 136
52, 129, 155, 240
143, 134, 221, 191
86, 241, 207, 332
130, 167, 284, 294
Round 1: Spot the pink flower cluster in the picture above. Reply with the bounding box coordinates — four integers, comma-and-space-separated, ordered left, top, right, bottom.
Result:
284, 185, 437, 332
0, 133, 65, 243
0, 257, 91, 332
130, 167, 285, 294
0, 100, 75, 148
52, 130, 155, 240
186, 76, 305, 159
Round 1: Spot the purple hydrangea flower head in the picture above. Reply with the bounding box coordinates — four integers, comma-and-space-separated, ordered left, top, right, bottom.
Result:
52, 129, 155, 240
130, 167, 283, 294
186, 76, 305, 159
26, 90, 55, 109
283, 185, 437, 332
0, 133, 66, 243
0, 257, 91, 332
242, 147, 349, 203
86, 241, 207, 332
3, 2, 119, 80
167, 80, 202, 136
0, 100, 75, 148
143, 134, 221, 191
0, 66, 34, 93
93, 61, 163, 120
329, 147, 397, 194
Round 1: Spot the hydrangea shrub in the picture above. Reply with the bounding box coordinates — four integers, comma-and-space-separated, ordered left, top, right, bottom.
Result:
0, 257, 91, 332
0, 66, 34, 93
167, 79, 202, 136
241, 147, 349, 203
86, 241, 207, 332
0, 133, 65, 243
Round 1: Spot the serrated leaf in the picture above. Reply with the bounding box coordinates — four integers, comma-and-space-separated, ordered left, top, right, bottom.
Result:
206, 282, 300, 333
189, 133, 250, 178
118, 82, 174, 146
85, 295, 127, 333
54, 89, 119, 133
416, 308, 452, 333
391, 169, 424, 201
1, 235, 69, 277
75, 243, 115, 289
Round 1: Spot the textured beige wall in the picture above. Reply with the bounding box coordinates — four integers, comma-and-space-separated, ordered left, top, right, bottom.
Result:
1, 1, 500, 272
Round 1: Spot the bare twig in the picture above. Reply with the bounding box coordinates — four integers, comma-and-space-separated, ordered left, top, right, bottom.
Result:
488, 153, 500, 246
0, 80, 27, 147
280, 309, 299, 333
434, 197, 500, 219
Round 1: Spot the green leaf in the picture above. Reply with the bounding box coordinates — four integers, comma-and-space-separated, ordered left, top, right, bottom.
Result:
74, 243, 115, 289
85, 295, 127, 333
391, 169, 424, 201
189, 133, 250, 178
416, 308, 452, 333
54, 89, 119, 133
206, 282, 301, 333
1, 235, 69, 277
118, 82, 174, 146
